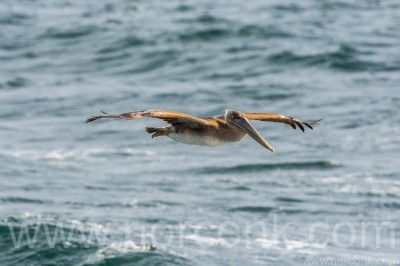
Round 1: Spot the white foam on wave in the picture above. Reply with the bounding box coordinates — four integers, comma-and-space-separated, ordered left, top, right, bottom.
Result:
317, 173, 400, 197
4, 147, 156, 161
84, 240, 187, 265
256, 238, 327, 255
255, 238, 279, 248
98, 240, 146, 255
185, 234, 228, 246
84, 240, 144, 264
20, 212, 108, 233
21, 211, 57, 222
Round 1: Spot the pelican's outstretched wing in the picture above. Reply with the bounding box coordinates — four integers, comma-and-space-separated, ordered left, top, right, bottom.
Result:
243, 112, 321, 132
86, 109, 211, 127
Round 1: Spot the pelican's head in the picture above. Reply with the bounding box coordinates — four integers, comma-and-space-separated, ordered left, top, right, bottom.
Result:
225, 110, 275, 154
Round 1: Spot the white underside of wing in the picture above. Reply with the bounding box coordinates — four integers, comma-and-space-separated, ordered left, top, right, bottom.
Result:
168, 133, 226, 147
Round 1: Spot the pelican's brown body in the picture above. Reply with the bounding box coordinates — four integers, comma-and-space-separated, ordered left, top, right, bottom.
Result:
154, 116, 245, 147
86, 109, 321, 153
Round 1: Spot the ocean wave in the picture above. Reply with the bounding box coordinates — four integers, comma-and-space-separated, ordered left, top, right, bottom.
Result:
93, 51, 131, 63
229, 185, 251, 191
175, 23, 290, 42
176, 12, 291, 39
0, 77, 29, 89
85, 241, 190, 266
0, 213, 113, 265
84, 240, 153, 265
0, 197, 48, 204
96, 36, 148, 54
3, 147, 155, 161
229, 206, 274, 213
175, 4, 194, 12
14, 213, 107, 230
186, 234, 228, 246
228, 206, 320, 215
237, 24, 291, 38
200, 160, 339, 174
267, 44, 398, 71
275, 196, 304, 203
178, 28, 230, 41
364, 201, 400, 210
226, 84, 301, 101
256, 238, 326, 254
64, 198, 181, 210
115, 50, 178, 75
96, 200, 157, 209
42, 25, 100, 40
248, 93, 297, 101
177, 14, 228, 24
153, 92, 193, 102
0, 12, 32, 26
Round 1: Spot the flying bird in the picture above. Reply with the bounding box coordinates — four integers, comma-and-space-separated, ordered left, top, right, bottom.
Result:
86, 109, 321, 154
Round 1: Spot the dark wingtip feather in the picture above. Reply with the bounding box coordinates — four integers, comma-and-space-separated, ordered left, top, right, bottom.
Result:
294, 120, 305, 132
302, 119, 322, 129
309, 119, 323, 124
101, 111, 112, 115
85, 116, 99, 123
303, 122, 313, 130
86, 111, 112, 123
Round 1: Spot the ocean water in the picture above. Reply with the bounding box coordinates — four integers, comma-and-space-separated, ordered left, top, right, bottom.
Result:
1, 0, 400, 265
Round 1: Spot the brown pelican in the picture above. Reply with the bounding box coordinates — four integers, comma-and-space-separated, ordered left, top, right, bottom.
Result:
86, 109, 321, 153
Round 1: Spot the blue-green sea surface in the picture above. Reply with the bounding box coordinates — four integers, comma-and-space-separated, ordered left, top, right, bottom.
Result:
1, 0, 399, 265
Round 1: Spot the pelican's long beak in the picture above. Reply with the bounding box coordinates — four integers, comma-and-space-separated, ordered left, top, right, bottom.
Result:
237, 117, 275, 154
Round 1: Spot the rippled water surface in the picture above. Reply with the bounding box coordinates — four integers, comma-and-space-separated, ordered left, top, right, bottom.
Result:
1, 0, 400, 265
